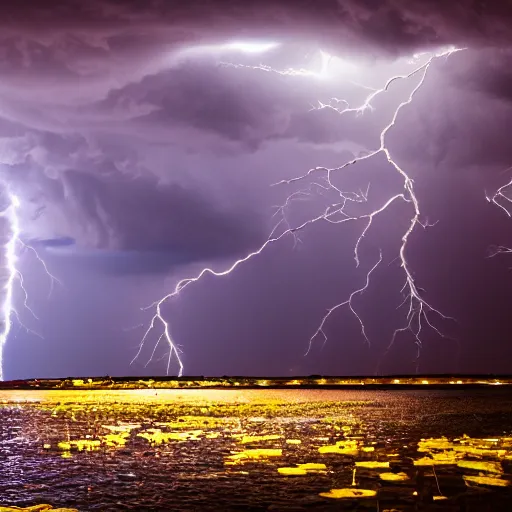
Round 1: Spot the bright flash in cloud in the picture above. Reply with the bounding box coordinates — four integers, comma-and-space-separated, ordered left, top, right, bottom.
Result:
224, 41, 279, 54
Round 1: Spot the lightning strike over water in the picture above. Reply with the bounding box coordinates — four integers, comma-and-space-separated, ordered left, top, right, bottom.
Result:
138, 46, 464, 376
0, 193, 21, 381
0, 192, 59, 381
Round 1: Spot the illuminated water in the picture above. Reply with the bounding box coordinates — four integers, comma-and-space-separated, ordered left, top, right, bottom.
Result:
1, 388, 512, 511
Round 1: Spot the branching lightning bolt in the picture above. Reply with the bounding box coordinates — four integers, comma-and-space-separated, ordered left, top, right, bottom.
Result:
486, 166, 512, 215
219, 49, 332, 78
137, 46, 464, 376
307, 249, 383, 353
0, 192, 59, 380
485, 166, 512, 259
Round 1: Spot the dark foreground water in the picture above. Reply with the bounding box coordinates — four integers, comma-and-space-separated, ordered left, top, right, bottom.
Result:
1, 388, 512, 511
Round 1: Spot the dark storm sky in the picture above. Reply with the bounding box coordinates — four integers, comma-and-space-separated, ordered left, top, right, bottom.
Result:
2, 0, 512, 379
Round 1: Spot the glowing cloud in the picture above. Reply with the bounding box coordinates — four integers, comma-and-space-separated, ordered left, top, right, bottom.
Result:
225, 41, 279, 54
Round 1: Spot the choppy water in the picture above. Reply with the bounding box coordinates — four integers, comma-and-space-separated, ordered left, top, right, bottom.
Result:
1, 388, 512, 511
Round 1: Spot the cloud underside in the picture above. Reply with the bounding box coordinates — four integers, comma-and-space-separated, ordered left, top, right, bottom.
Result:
0, 1, 510, 272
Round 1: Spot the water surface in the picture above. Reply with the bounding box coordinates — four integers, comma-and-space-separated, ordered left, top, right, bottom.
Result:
1, 388, 512, 511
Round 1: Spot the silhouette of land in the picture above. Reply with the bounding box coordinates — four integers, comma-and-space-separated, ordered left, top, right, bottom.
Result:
0, 374, 510, 390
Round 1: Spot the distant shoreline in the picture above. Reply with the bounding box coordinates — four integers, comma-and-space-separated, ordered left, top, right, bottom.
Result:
0, 375, 510, 390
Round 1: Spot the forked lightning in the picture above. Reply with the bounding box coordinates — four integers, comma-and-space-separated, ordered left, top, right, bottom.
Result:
0, 192, 59, 380
137, 46, 464, 376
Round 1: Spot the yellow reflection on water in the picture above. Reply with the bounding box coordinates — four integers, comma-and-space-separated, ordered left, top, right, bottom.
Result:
4, 388, 512, 510
318, 439, 360, 455
464, 475, 510, 487
355, 461, 389, 468
278, 467, 308, 476
278, 463, 327, 476
225, 449, 282, 465
416, 435, 509, 465
457, 460, 502, 473
102, 433, 130, 447
102, 424, 140, 432
319, 488, 377, 499
380, 472, 409, 481
57, 440, 101, 451
240, 434, 281, 444
414, 456, 458, 466
137, 429, 203, 444
0, 505, 78, 511
156, 416, 232, 429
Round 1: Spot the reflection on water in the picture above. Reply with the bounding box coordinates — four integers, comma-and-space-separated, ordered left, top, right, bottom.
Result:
1, 388, 512, 511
